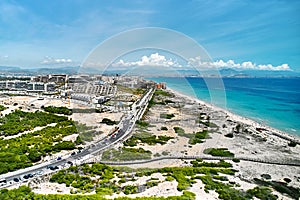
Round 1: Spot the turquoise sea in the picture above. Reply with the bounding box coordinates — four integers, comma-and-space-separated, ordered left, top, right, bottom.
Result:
150, 77, 300, 136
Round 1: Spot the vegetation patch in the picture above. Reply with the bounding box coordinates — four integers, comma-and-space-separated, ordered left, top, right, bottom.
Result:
174, 128, 210, 145
117, 84, 145, 95
7, 159, 280, 199
254, 178, 300, 199
154, 89, 173, 97
160, 113, 175, 119
42, 106, 72, 115
0, 120, 79, 174
136, 120, 149, 127
75, 123, 97, 142
190, 159, 232, 168
247, 186, 278, 200
203, 148, 235, 157
189, 130, 209, 145
100, 118, 117, 125
0, 185, 196, 199
0, 105, 6, 112
160, 126, 168, 131
0, 110, 68, 136
124, 132, 174, 146
101, 147, 152, 161
173, 126, 185, 134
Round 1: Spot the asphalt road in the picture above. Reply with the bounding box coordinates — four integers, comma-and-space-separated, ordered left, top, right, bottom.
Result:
0, 88, 154, 188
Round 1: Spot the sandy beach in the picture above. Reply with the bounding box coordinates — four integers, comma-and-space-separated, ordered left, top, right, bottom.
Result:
3, 89, 299, 199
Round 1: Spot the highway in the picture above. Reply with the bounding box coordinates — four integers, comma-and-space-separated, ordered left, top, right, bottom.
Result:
0, 88, 155, 188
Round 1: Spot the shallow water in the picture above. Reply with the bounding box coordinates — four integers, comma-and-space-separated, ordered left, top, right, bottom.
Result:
150, 77, 300, 136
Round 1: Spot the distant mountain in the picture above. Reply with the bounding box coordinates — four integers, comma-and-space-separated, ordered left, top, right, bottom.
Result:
0, 66, 23, 72
240, 69, 300, 77
28, 66, 80, 74
0, 66, 80, 75
0, 65, 299, 77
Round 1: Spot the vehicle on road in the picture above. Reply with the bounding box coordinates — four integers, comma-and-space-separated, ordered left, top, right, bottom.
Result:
0, 179, 6, 185
13, 178, 19, 182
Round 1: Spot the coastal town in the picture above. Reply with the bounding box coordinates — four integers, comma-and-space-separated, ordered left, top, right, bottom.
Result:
0, 74, 299, 199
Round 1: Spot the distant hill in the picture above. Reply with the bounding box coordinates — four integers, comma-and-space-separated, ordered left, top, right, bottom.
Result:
0, 66, 79, 75
0, 65, 299, 77
0, 66, 23, 72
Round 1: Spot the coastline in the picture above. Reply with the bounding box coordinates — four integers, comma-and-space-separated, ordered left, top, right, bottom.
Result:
166, 87, 300, 143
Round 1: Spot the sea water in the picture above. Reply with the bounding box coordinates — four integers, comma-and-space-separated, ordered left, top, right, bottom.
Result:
150, 77, 300, 136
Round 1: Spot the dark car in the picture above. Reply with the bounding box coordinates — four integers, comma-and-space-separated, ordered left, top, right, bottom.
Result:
49, 166, 58, 170
71, 152, 76, 156
57, 157, 62, 160
67, 161, 73, 165
13, 178, 19, 182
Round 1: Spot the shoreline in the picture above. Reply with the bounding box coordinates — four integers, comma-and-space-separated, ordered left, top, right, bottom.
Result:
166, 87, 300, 143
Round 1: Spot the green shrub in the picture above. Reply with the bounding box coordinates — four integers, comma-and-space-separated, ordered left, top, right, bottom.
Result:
43, 106, 72, 115
247, 186, 277, 200
161, 126, 168, 131
160, 113, 175, 119
203, 148, 234, 157
136, 120, 149, 127
101, 118, 117, 125
173, 127, 185, 134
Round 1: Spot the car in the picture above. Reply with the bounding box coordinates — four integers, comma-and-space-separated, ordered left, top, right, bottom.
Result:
36, 170, 43, 175
23, 175, 29, 179
57, 157, 62, 160
71, 152, 76, 156
0, 179, 7, 185
28, 174, 34, 178
13, 178, 19, 182
67, 161, 73, 165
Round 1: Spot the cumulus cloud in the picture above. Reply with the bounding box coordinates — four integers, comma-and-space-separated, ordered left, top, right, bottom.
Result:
113, 53, 182, 68
188, 56, 292, 71
41, 56, 73, 65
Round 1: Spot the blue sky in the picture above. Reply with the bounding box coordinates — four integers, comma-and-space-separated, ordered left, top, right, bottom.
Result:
0, 0, 299, 71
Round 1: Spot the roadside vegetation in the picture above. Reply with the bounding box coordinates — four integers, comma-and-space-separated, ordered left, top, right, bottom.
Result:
0, 186, 196, 199
136, 120, 149, 128
75, 122, 98, 142
16, 158, 279, 199
0, 110, 67, 136
0, 158, 282, 200
0, 118, 81, 174
143, 89, 174, 118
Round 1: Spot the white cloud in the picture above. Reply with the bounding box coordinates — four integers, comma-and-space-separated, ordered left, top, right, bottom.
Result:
113, 53, 182, 68
41, 56, 73, 65
188, 57, 292, 71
